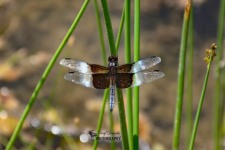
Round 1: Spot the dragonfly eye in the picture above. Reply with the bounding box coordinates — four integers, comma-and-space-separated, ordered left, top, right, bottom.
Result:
109, 62, 116, 67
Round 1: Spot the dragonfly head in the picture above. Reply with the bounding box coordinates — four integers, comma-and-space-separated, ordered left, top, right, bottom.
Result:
108, 56, 118, 67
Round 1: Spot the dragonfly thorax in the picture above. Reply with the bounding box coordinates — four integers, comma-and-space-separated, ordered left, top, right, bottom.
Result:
108, 56, 118, 77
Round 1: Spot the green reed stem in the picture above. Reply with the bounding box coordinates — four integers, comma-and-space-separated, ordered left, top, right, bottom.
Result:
125, 0, 131, 64
214, 0, 225, 149
116, 7, 125, 52
109, 9, 125, 149
92, 1, 108, 148
186, 5, 194, 147
100, 0, 129, 149
173, 1, 191, 150
100, 0, 129, 147
133, 0, 140, 149
5, 1, 90, 149
93, 89, 109, 150
109, 110, 116, 150
117, 89, 129, 150
100, 0, 116, 56
93, 3, 125, 149
117, 5, 128, 150
188, 46, 216, 150
124, 0, 133, 149
94, 0, 107, 65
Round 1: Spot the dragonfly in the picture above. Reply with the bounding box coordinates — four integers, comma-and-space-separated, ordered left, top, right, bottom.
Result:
60, 56, 164, 111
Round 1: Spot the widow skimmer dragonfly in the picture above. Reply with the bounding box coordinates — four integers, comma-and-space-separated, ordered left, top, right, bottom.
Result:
60, 56, 164, 111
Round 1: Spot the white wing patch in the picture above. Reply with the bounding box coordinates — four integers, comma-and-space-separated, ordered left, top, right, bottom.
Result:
131, 56, 161, 73
64, 72, 94, 88
60, 58, 91, 74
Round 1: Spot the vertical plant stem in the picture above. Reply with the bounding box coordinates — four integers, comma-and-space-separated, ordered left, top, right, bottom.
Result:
109, 111, 116, 150
124, 0, 133, 149
111, 10, 125, 150
93, 5, 125, 149
133, 0, 140, 149
188, 61, 212, 149
115, 7, 125, 52
93, 0, 115, 149
186, 4, 194, 147
94, 0, 107, 65
117, 89, 129, 150
93, 89, 109, 150
172, 1, 191, 150
100, 0, 129, 149
100, 0, 116, 56
125, 0, 131, 63
214, 0, 225, 149
113, 9, 125, 150
5, 1, 90, 149
188, 45, 216, 150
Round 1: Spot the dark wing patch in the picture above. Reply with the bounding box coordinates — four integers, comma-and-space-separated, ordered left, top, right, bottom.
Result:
92, 74, 110, 89
116, 73, 134, 88
90, 64, 109, 74
117, 63, 134, 73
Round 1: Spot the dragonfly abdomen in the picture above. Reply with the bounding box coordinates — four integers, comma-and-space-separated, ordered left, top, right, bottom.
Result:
109, 85, 115, 111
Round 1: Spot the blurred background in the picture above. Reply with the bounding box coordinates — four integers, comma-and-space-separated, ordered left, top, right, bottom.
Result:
0, 0, 223, 149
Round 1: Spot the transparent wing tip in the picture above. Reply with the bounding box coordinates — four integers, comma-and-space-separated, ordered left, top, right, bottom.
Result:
59, 59, 66, 66
151, 56, 161, 63
154, 70, 165, 78
59, 58, 71, 66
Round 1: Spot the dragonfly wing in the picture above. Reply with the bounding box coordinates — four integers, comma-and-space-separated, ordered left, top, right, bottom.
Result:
130, 56, 161, 73
116, 73, 133, 88
60, 58, 108, 74
64, 72, 110, 89
64, 72, 95, 88
117, 64, 134, 73
92, 74, 110, 89
131, 70, 164, 87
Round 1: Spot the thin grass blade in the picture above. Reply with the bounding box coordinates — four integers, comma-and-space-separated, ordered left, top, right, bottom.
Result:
133, 0, 140, 149
214, 0, 225, 149
172, 1, 192, 149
